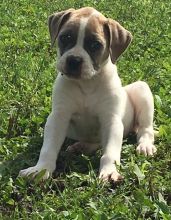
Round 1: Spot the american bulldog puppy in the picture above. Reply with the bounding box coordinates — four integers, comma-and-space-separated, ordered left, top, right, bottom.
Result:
20, 7, 156, 181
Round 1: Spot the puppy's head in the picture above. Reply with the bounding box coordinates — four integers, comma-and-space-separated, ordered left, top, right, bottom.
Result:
48, 7, 132, 80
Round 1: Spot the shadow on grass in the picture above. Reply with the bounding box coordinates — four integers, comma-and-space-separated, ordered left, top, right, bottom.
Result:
1, 131, 138, 184
1, 136, 103, 180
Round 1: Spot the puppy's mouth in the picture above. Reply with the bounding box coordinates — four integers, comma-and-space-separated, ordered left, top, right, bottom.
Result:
62, 67, 82, 79
63, 71, 82, 79
61, 65, 98, 80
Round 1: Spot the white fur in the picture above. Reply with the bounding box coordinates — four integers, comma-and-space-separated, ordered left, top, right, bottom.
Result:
19, 12, 156, 181
77, 18, 88, 46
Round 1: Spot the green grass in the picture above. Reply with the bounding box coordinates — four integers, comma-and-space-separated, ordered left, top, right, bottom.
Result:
0, 0, 171, 219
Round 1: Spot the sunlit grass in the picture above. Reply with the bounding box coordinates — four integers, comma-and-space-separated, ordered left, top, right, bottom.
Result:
0, 0, 171, 219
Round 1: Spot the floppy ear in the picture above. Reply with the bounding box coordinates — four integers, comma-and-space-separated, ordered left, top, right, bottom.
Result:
107, 19, 132, 63
48, 9, 75, 47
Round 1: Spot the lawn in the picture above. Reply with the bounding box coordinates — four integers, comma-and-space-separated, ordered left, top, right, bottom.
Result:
0, 0, 171, 219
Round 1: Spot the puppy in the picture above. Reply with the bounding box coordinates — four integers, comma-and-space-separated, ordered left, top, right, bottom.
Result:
20, 7, 156, 181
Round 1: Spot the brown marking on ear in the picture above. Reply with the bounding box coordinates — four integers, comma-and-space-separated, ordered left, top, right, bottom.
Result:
107, 19, 132, 63
48, 9, 75, 47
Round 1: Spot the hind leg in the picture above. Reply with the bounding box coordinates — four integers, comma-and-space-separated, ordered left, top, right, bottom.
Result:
125, 81, 157, 155
66, 142, 99, 155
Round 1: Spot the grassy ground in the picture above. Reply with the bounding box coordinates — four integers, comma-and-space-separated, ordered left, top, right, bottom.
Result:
0, 0, 171, 219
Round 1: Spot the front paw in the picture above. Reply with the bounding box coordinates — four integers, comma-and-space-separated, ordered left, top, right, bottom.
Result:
136, 143, 157, 156
99, 164, 123, 182
19, 163, 55, 180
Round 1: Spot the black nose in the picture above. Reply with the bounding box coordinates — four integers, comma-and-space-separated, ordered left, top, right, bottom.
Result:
66, 55, 83, 72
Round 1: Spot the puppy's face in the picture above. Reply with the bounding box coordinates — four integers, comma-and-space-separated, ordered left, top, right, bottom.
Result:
48, 7, 132, 80
57, 11, 110, 79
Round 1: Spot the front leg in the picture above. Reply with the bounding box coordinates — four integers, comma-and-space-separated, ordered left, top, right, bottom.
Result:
99, 114, 124, 182
19, 110, 70, 179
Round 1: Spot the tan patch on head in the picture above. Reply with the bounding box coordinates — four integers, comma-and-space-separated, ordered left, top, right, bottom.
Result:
86, 15, 108, 42
71, 7, 98, 19
83, 15, 110, 70
57, 7, 98, 40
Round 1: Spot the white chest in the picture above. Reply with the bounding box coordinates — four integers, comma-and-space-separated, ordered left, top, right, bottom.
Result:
67, 94, 101, 142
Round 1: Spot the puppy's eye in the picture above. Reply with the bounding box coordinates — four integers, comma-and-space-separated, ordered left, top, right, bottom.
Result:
59, 34, 72, 45
89, 41, 102, 52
